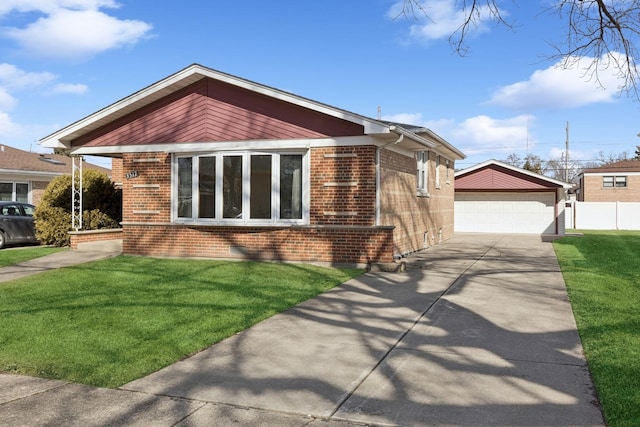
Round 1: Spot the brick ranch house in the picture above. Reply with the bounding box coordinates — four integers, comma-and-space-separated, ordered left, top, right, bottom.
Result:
40, 64, 465, 266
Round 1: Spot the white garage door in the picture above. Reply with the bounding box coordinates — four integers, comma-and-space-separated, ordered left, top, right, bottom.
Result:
455, 192, 556, 234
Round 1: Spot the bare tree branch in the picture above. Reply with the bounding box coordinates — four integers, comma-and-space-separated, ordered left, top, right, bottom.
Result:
400, 0, 640, 100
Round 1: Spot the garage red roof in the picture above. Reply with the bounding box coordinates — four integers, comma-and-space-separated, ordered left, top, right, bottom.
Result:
455, 160, 571, 190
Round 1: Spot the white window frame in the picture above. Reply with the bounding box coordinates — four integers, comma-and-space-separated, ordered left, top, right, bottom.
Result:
416, 151, 429, 197
0, 181, 30, 203
172, 150, 309, 226
435, 155, 441, 189
445, 158, 452, 184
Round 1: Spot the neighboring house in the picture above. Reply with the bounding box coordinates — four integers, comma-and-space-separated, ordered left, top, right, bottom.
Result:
0, 144, 111, 205
454, 160, 572, 235
575, 159, 640, 202
40, 64, 465, 265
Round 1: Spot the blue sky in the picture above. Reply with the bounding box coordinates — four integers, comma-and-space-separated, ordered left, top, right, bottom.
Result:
0, 0, 638, 171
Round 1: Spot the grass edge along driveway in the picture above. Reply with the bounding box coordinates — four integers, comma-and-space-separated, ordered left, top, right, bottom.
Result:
0, 246, 66, 268
0, 256, 363, 388
553, 230, 640, 427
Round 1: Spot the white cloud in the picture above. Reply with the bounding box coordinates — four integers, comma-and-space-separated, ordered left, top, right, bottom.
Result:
451, 114, 534, 155
48, 82, 88, 95
0, 63, 56, 90
0, 0, 119, 15
388, 0, 502, 42
487, 54, 625, 110
0, 110, 22, 138
1, 1, 152, 59
383, 111, 534, 156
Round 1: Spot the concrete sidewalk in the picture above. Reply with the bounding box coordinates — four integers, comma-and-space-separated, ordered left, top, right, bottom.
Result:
0, 242, 122, 283
0, 234, 605, 426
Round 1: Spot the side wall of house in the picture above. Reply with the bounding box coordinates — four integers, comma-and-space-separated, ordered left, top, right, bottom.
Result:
583, 174, 640, 202
119, 146, 394, 265
379, 149, 454, 256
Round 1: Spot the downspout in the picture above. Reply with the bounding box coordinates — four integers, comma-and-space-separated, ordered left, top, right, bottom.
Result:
375, 128, 404, 226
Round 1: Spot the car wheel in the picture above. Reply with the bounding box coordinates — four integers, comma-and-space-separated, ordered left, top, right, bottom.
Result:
0, 231, 5, 249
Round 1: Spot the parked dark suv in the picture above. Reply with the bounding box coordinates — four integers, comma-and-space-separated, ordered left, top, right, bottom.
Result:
0, 202, 39, 249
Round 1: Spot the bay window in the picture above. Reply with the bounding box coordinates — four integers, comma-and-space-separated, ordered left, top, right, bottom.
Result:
174, 151, 307, 224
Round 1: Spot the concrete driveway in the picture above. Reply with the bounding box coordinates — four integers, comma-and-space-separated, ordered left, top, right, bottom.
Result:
0, 233, 604, 426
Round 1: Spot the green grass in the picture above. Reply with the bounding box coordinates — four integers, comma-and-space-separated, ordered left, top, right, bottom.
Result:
0, 246, 66, 267
553, 231, 640, 427
0, 256, 363, 388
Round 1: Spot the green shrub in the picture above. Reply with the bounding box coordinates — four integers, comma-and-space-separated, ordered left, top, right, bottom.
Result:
34, 169, 122, 247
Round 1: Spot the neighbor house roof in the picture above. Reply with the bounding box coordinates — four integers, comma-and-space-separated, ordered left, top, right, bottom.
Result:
455, 159, 572, 189
39, 64, 465, 160
0, 144, 110, 177
580, 159, 640, 174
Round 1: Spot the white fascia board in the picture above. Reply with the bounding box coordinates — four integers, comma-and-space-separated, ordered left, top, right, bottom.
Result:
583, 171, 640, 176
71, 136, 376, 155
0, 169, 65, 177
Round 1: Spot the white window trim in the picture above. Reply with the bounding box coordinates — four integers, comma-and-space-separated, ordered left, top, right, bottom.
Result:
416, 151, 430, 197
0, 181, 30, 203
435, 155, 441, 189
171, 150, 309, 226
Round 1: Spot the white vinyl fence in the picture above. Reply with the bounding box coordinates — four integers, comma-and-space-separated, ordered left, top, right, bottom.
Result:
567, 201, 640, 230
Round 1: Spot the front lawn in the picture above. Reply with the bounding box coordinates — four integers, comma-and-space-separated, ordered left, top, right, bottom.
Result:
0, 256, 363, 388
0, 246, 66, 268
553, 231, 640, 427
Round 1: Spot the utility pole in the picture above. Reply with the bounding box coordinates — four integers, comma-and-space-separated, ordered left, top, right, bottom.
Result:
565, 121, 570, 183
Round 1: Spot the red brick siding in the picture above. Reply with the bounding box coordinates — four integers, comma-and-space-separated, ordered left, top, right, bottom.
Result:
122, 224, 394, 264
121, 153, 172, 223
379, 149, 454, 256
309, 146, 376, 226
581, 174, 640, 202
111, 158, 124, 186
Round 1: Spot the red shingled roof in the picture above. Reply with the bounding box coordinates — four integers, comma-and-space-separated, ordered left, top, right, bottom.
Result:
0, 144, 110, 175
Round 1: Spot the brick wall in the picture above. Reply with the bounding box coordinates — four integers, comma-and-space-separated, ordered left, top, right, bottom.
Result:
379, 149, 454, 256
118, 147, 395, 264
31, 181, 49, 206
122, 224, 394, 265
121, 153, 172, 223
69, 229, 123, 249
582, 174, 640, 202
111, 158, 124, 187
309, 146, 376, 226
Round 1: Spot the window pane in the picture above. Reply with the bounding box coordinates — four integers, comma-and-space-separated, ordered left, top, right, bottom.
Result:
22, 204, 35, 216
223, 156, 243, 219
615, 176, 627, 187
177, 157, 193, 218
199, 157, 216, 218
250, 155, 272, 219
16, 183, 28, 203
280, 155, 303, 219
0, 183, 12, 201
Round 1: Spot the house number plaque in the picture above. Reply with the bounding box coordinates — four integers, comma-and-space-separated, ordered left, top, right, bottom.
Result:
125, 171, 139, 179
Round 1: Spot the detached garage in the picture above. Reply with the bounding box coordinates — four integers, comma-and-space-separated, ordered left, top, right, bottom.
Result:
454, 160, 572, 235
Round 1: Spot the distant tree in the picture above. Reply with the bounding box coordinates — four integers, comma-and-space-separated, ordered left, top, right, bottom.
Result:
522, 154, 545, 175
546, 154, 582, 183
502, 153, 546, 175
398, 1, 640, 100
503, 153, 521, 167
635, 145, 640, 160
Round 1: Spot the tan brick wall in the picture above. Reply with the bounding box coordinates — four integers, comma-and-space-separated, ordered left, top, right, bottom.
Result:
582, 174, 640, 202
31, 181, 49, 206
379, 149, 454, 256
